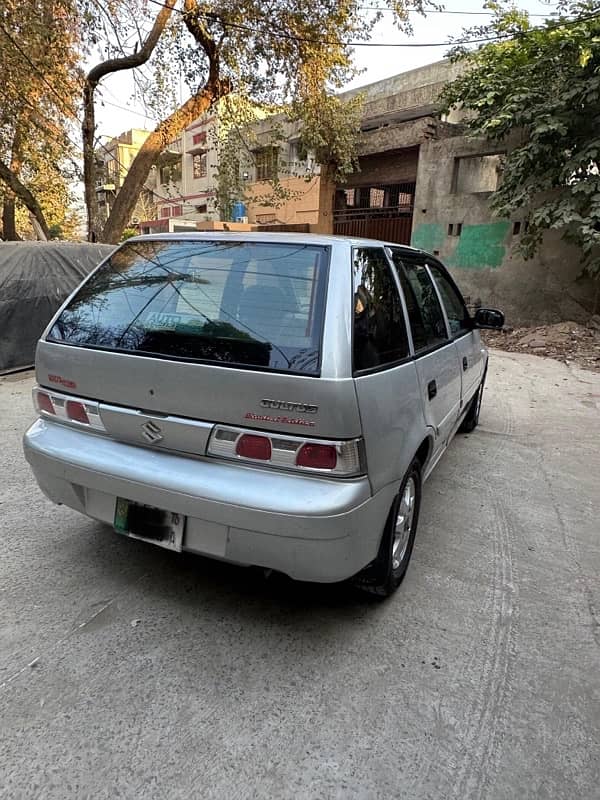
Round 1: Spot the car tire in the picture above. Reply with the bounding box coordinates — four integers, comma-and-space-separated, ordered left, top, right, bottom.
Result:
459, 364, 488, 434
354, 460, 422, 598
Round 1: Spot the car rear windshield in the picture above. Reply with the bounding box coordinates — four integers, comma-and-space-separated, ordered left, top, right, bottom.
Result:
47, 240, 330, 375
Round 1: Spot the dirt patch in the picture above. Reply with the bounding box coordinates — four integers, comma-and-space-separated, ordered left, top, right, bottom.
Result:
482, 318, 600, 372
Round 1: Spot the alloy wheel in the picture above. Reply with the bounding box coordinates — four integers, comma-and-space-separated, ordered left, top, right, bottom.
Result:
392, 477, 417, 570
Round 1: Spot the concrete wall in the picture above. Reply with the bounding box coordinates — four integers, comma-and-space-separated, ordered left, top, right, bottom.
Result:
342, 60, 461, 108
345, 147, 419, 188
358, 118, 438, 157
341, 60, 467, 128
412, 135, 595, 325
245, 175, 321, 226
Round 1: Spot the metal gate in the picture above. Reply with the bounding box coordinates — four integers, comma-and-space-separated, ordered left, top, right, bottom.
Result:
333, 182, 415, 244
333, 215, 413, 243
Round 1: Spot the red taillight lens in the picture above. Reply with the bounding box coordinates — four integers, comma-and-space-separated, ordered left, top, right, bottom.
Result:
37, 392, 55, 415
235, 433, 272, 460
296, 443, 337, 470
65, 400, 90, 425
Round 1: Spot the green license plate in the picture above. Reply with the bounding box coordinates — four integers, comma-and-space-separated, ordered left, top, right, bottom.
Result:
114, 498, 185, 552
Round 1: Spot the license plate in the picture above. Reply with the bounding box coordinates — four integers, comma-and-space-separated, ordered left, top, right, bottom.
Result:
114, 498, 185, 552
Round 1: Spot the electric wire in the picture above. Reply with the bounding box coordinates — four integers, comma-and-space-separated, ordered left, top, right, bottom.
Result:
2, 2, 599, 229
144, 0, 600, 48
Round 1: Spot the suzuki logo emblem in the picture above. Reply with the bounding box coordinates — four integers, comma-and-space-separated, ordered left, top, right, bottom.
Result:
141, 420, 164, 444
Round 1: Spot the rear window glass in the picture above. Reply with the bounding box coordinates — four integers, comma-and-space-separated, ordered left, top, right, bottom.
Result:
48, 240, 329, 375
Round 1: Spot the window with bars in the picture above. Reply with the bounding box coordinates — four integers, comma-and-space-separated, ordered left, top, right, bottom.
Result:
334, 183, 416, 219
160, 161, 182, 185
193, 153, 207, 179
255, 147, 279, 181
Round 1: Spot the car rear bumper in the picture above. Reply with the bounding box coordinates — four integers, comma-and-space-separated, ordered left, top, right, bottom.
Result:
23, 419, 396, 582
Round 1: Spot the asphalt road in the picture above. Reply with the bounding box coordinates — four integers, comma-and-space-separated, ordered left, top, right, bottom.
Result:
1, 351, 599, 800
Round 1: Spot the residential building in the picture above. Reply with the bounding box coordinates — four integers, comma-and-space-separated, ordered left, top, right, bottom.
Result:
139, 97, 269, 234
130, 60, 592, 323
240, 115, 321, 230
95, 128, 152, 227
332, 60, 592, 324
333, 60, 464, 243
138, 126, 216, 235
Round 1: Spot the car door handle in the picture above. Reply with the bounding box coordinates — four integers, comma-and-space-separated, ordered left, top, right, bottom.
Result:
427, 379, 437, 400
462, 356, 468, 371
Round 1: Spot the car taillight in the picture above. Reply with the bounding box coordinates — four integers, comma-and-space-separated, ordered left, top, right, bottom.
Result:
208, 425, 364, 477
32, 386, 105, 432
65, 400, 90, 425
35, 391, 55, 415
235, 434, 272, 461
296, 443, 337, 470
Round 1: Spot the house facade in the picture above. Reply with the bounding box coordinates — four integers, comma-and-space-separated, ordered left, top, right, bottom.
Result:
237, 115, 321, 230
333, 60, 464, 244
333, 61, 592, 324
95, 128, 152, 227
139, 97, 272, 234
113, 61, 591, 323
138, 114, 219, 235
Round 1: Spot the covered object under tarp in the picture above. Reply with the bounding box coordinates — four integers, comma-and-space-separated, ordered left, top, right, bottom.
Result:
0, 242, 114, 372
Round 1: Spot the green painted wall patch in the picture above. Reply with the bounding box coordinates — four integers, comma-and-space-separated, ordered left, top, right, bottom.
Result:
447, 221, 510, 270
411, 223, 445, 253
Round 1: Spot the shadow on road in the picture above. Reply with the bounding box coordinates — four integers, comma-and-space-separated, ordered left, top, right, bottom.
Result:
77, 519, 385, 626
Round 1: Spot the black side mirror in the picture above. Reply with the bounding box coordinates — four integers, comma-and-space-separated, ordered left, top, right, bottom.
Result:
473, 307, 505, 329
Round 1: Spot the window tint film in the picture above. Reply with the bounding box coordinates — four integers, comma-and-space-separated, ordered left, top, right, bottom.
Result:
352, 247, 410, 372
427, 261, 471, 337
389, 250, 448, 352
48, 240, 329, 375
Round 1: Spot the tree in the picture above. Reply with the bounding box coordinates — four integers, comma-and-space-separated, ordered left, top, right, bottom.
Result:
292, 73, 365, 233
81, 0, 178, 241
441, 1, 600, 278
211, 88, 364, 228
0, 0, 81, 240
83, 0, 426, 243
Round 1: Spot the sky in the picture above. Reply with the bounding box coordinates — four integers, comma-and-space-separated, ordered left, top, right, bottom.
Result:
94, 0, 560, 141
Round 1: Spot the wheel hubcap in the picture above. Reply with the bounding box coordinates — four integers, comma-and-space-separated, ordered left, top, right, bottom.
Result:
392, 477, 416, 570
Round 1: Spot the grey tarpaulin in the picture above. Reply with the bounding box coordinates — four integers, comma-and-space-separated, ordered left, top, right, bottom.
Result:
0, 242, 115, 372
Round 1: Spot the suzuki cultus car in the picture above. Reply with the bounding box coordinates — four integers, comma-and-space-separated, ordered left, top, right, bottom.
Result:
24, 233, 503, 596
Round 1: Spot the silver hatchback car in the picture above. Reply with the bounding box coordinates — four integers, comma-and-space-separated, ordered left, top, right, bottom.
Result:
23, 233, 503, 596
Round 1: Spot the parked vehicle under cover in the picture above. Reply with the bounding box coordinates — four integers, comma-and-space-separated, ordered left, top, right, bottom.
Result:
23, 233, 503, 596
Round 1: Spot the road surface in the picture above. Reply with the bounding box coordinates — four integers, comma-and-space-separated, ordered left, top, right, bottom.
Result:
1, 351, 599, 799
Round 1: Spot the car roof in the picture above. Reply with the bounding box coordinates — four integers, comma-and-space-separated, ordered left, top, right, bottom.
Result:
130, 231, 424, 253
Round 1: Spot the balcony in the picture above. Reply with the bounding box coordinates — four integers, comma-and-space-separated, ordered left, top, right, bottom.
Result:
164, 139, 183, 155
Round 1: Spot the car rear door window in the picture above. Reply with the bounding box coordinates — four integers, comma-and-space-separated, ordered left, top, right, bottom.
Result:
389, 250, 448, 353
352, 247, 410, 372
426, 261, 471, 337
47, 240, 329, 375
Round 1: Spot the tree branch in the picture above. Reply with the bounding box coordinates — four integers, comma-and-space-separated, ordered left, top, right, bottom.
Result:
100, 0, 229, 243
87, 0, 177, 85
182, 0, 219, 83
101, 80, 231, 243
82, 0, 177, 240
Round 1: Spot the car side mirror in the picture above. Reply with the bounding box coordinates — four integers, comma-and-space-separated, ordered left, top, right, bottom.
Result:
473, 308, 505, 329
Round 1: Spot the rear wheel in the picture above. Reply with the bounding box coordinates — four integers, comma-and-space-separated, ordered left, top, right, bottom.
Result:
354, 460, 421, 598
